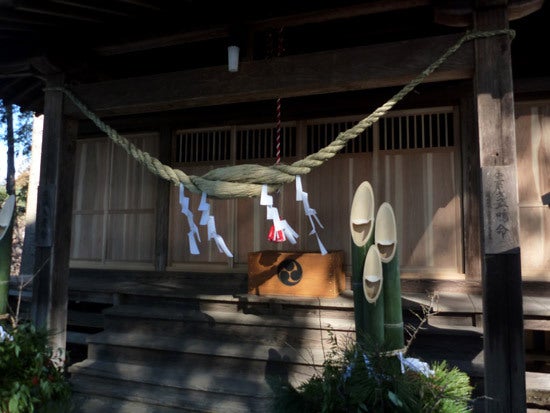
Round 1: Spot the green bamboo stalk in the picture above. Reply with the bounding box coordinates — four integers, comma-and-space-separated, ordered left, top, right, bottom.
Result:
375, 202, 404, 352
363, 245, 384, 348
350, 181, 375, 346
0, 195, 16, 315
382, 251, 403, 351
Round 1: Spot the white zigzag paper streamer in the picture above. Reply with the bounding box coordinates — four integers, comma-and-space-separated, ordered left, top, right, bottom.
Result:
178, 186, 234, 258
295, 176, 327, 255
199, 192, 233, 258
260, 185, 298, 245
179, 184, 200, 255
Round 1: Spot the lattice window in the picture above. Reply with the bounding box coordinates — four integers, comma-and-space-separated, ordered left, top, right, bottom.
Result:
175, 128, 231, 163
236, 125, 297, 160
379, 111, 454, 150
306, 120, 373, 154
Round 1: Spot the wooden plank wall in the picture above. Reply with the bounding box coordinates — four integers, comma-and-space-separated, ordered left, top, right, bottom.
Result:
68, 104, 550, 281
166, 111, 463, 277
374, 149, 462, 275
515, 102, 550, 279
71, 133, 158, 267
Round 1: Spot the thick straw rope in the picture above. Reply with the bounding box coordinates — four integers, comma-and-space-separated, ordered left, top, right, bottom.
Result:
48, 29, 513, 199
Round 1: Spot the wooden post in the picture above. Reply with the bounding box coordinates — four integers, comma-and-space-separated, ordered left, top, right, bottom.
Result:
474, 3, 526, 412
20, 115, 44, 277
31, 74, 77, 359
460, 94, 483, 280
154, 125, 171, 271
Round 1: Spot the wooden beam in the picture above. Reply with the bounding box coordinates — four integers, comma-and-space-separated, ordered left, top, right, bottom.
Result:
114, 0, 161, 11
14, 0, 105, 23
68, 34, 474, 117
474, 4, 526, 413
31, 73, 77, 358
0, 8, 69, 26
434, 0, 543, 27
50, 0, 134, 17
94, 1, 431, 56
2, 78, 42, 103
252, 0, 431, 31
95, 27, 230, 56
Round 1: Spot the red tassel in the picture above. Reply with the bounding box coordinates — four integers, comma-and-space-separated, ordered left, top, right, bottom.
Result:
268, 224, 286, 242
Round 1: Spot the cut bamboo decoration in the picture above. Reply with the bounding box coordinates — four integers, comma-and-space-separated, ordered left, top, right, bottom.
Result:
375, 202, 397, 263
375, 202, 404, 352
363, 244, 384, 347
0, 195, 16, 315
350, 181, 376, 344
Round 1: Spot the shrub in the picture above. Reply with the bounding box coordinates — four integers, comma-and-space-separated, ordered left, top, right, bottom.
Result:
271, 334, 473, 413
0, 323, 71, 413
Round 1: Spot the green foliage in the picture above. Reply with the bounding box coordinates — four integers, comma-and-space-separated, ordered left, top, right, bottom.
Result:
0, 323, 72, 413
272, 333, 473, 413
0, 168, 30, 217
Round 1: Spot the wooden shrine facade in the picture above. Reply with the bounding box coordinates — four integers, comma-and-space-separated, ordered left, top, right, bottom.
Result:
69, 103, 549, 281
0, 1, 549, 412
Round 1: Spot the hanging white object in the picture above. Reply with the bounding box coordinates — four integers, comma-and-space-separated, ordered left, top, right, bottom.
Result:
207, 216, 233, 257
198, 192, 210, 225
295, 176, 327, 255
179, 184, 201, 254
187, 231, 200, 255
281, 219, 298, 244
198, 192, 233, 258
261, 184, 298, 244
227, 45, 240, 72
260, 184, 273, 206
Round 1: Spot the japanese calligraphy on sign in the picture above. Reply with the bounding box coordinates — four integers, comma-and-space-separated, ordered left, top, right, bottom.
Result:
482, 165, 519, 254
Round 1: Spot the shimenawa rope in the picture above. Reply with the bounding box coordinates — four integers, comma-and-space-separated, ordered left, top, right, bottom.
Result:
45, 29, 514, 199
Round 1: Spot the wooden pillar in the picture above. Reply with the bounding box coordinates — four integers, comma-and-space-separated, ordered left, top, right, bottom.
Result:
20, 115, 44, 277
154, 125, 172, 271
474, 3, 526, 412
31, 74, 77, 358
460, 93, 483, 280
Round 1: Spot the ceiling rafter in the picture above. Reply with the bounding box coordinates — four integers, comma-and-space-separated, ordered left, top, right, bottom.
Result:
251, 0, 432, 30
114, 0, 162, 11
2, 77, 42, 103
13, 0, 108, 23
93, 0, 433, 57
0, 8, 63, 26
50, 0, 135, 18
95, 27, 230, 56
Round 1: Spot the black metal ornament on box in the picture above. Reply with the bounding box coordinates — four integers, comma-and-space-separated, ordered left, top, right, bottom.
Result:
277, 259, 303, 286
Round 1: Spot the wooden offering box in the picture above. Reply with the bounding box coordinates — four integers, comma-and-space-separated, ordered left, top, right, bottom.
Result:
247, 250, 345, 298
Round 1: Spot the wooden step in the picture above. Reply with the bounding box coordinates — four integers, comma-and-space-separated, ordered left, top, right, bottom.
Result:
103, 304, 354, 347
407, 330, 485, 378
70, 359, 274, 398
71, 374, 272, 413
85, 331, 328, 369
527, 372, 550, 409
71, 393, 187, 413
